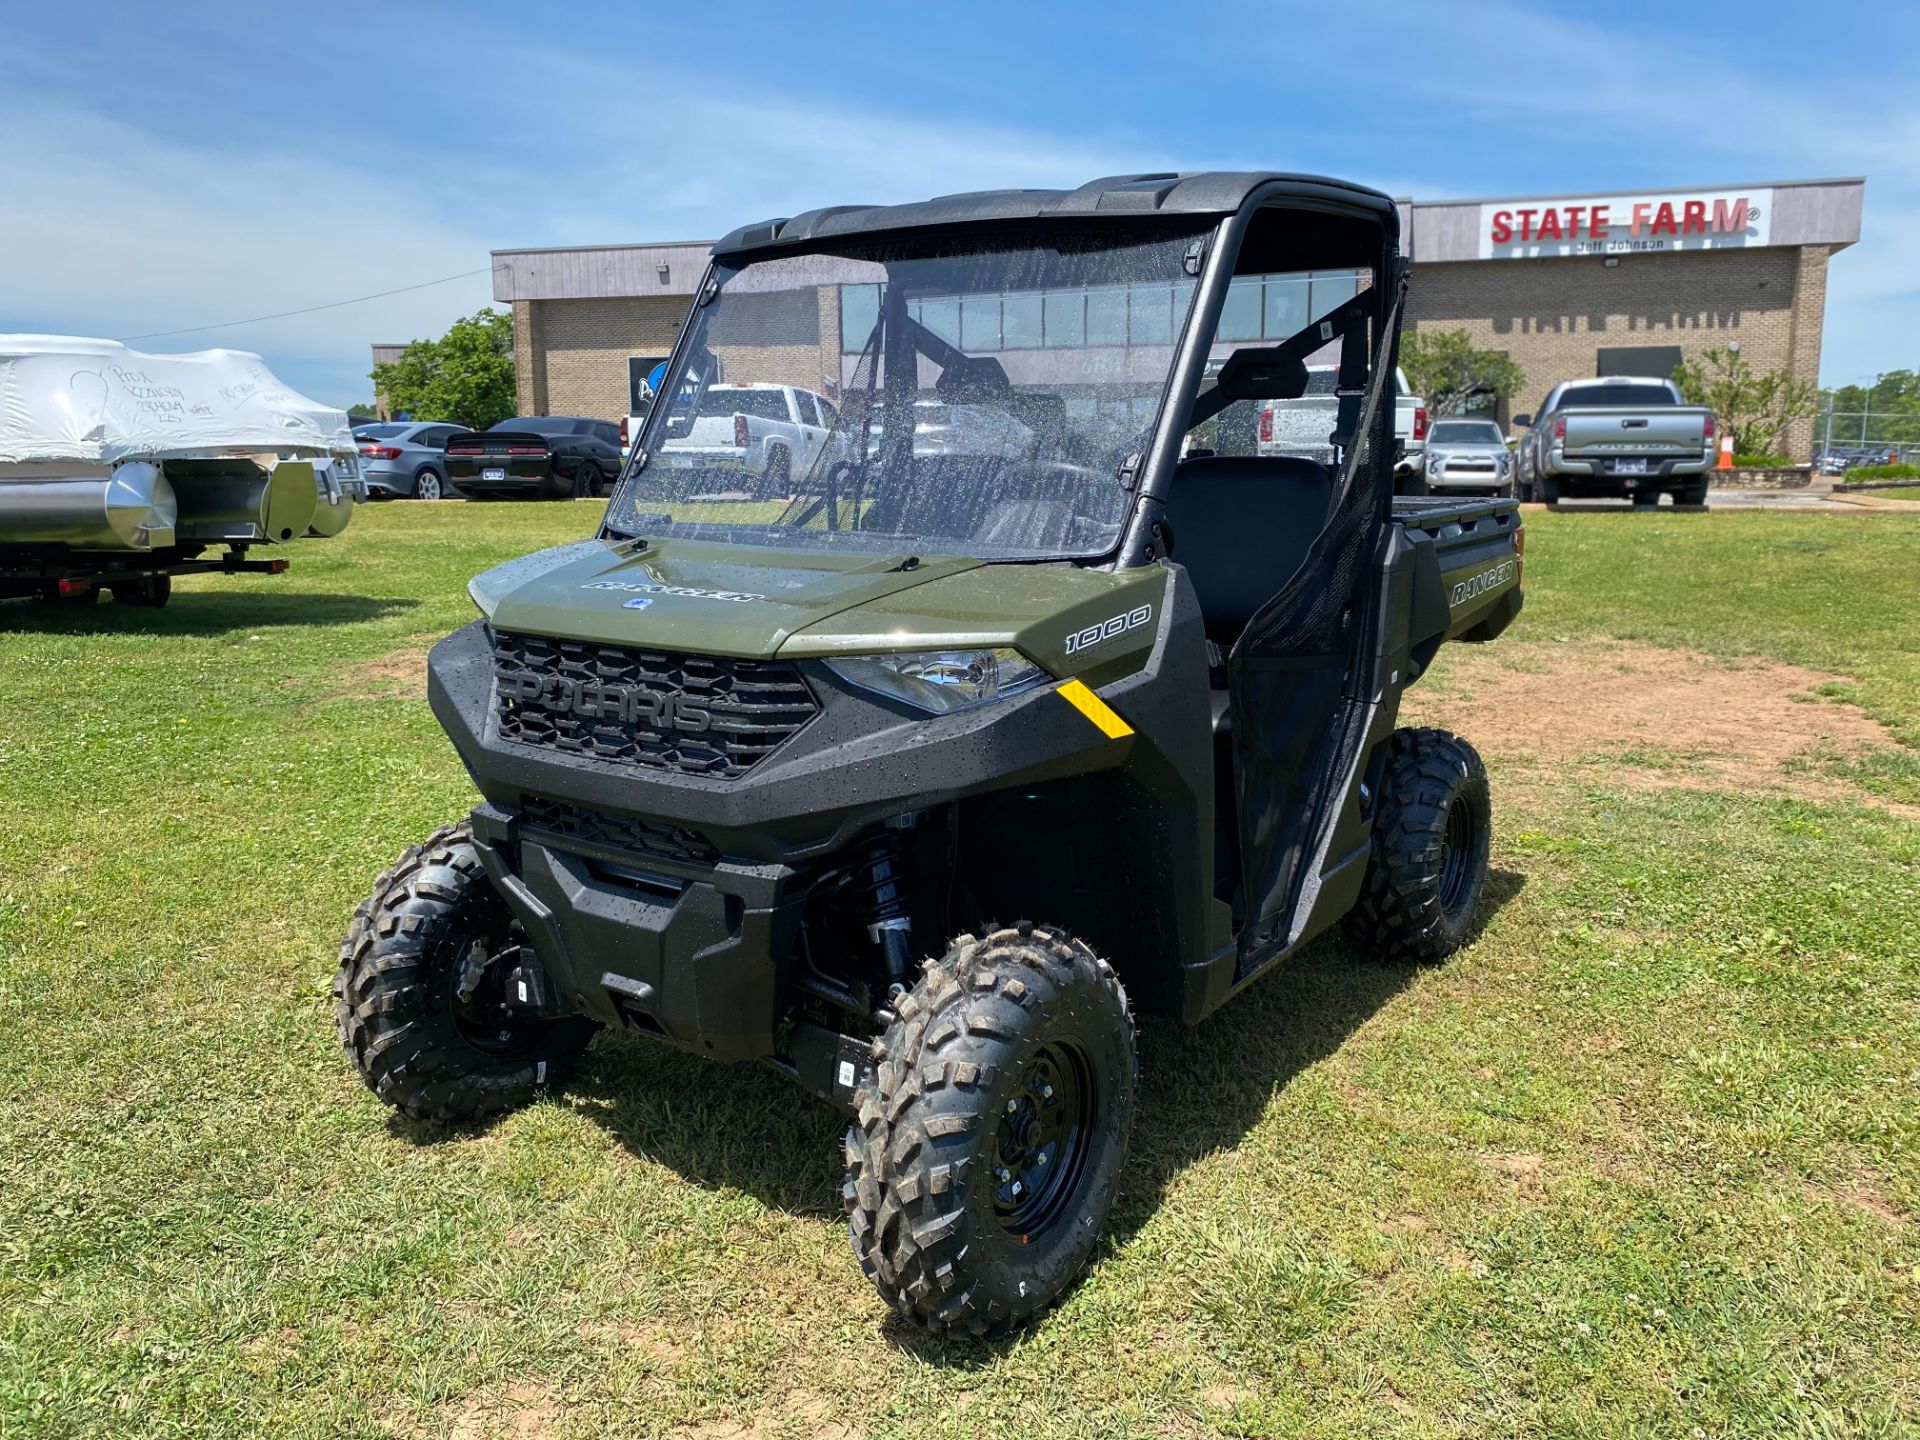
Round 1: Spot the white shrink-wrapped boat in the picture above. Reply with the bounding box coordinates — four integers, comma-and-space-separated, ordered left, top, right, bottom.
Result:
0, 336, 366, 607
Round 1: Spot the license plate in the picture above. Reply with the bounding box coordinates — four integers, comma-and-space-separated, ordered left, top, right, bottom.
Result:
1615, 458, 1648, 475
483, 467, 506, 482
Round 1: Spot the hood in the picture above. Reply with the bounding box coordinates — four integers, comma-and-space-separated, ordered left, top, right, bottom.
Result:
472, 536, 983, 657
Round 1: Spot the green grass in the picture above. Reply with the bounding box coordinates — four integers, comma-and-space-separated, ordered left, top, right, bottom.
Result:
2, 504, 1916, 1438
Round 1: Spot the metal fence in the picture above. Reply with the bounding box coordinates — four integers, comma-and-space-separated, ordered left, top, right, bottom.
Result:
1816, 404, 1920, 465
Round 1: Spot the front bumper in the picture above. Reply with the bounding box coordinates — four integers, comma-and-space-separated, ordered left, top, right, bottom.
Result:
1427, 460, 1510, 491
428, 618, 1146, 1056
467, 802, 801, 1057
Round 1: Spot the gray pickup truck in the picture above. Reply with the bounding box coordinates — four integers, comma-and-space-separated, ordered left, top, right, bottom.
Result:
1514, 377, 1715, 508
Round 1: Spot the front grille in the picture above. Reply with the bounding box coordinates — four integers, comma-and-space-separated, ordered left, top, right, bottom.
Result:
490, 629, 818, 779
519, 796, 717, 866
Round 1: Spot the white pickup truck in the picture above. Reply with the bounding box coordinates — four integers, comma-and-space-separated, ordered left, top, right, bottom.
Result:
656, 382, 842, 498
1254, 365, 1427, 490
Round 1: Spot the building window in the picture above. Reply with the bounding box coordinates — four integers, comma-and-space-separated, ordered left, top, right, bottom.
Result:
1219, 278, 1263, 342
1002, 292, 1043, 349
839, 284, 880, 351
1264, 275, 1311, 340
917, 297, 961, 347
1085, 286, 1128, 347
1043, 291, 1085, 347
959, 295, 1001, 351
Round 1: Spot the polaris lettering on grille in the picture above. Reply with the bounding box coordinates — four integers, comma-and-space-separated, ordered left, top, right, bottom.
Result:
1449, 558, 1517, 610
496, 671, 712, 732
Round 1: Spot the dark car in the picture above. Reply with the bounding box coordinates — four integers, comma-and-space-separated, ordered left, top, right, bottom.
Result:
443, 417, 622, 500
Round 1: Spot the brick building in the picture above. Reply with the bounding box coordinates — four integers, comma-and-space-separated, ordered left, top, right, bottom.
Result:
411, 177, 1860, 459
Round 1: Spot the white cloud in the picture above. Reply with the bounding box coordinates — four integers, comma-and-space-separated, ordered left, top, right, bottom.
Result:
1360, 0, 1920, 383
0, 57, 1151, 407
0, 102, 500, 406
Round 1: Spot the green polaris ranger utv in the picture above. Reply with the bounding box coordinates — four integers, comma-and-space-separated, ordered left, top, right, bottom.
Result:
337, 172, 1524, 1334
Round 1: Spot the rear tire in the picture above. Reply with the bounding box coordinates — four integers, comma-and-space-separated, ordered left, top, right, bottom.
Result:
1540, 474, 1563, 505
1631, 489, 1660, 508
1677, 482, 1709, 508
413, 468, 443, 501
568, 463, 601, 500
844, 923, 1135, 1335
335, 821, 595, 1124
1345, 728, 1491, 965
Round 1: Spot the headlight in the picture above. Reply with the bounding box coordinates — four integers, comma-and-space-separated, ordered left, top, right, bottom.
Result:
824, 648, 1049, 715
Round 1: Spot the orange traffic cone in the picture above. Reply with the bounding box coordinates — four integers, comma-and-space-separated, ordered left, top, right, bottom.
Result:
1717, 435, 1735, 470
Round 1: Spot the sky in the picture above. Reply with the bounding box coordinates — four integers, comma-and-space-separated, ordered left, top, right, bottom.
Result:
3, 0, 1914, 408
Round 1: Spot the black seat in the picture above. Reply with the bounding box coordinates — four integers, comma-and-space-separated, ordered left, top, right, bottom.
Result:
1164, 455, 1334, 647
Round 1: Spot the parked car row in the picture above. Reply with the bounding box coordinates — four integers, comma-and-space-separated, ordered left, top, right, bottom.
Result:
360, 372, 1730, 513
1816, 445, 1908, 475
351, 416, 622, 501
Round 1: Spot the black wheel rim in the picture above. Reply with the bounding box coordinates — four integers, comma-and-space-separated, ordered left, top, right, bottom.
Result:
1438, 794, 1477, 916
991, 1040, 1095, 1243
447, 923, 534, 1056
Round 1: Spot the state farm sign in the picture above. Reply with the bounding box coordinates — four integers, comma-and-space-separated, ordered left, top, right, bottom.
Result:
1478, 188, 1772, 259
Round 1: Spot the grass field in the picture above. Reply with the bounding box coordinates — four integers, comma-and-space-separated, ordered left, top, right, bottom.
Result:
2, 502, 1916, 1439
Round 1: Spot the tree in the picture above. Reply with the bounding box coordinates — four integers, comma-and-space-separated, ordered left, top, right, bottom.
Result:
1672, 347, 1818, 458
347, 403, 377, 420
1820, 369, 1920, 447
1399, 329, 1526, 419
369, 309, 516, 430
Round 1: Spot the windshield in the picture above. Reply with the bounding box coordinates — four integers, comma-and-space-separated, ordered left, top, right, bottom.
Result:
607, 224, 1207, 560
1429, 420, 1503, 444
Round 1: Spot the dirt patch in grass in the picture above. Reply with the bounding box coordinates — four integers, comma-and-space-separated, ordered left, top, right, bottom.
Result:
392, 1381, 565, 1440
1408, 641, 1920, 819
330, 646, 431, 700
1803, 1175, 1909, 1226
669, 1391, 854, 1440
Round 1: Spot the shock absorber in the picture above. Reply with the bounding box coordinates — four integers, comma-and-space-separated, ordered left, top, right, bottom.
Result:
855, 814, 918, 992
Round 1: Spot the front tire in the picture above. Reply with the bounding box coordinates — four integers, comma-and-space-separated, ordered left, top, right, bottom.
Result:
1345, 728, 1491, 965
335, 822, 595, 1123
844, 923, 1136, 1335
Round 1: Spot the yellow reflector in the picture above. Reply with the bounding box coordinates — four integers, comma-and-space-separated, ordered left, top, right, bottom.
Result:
1057, 679, 1133, 739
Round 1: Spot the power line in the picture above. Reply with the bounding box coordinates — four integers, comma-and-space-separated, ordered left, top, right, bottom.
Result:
118, 267, 494, 342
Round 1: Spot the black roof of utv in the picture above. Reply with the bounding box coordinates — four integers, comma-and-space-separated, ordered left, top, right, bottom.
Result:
712, 172, 1400, 257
